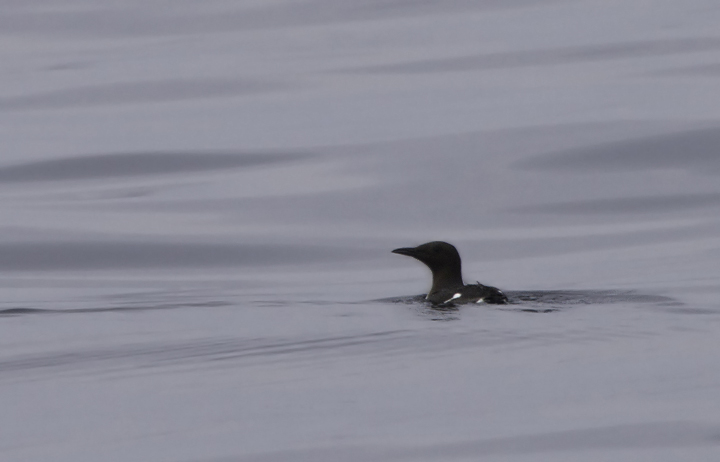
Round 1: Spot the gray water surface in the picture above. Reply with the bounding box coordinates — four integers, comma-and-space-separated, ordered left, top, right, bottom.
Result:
2, 1, 720, 461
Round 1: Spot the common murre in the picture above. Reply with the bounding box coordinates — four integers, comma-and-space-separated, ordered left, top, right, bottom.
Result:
392, 241, 508, 305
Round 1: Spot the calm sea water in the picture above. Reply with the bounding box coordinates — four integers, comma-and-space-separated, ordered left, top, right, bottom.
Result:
2, 1, 720, 461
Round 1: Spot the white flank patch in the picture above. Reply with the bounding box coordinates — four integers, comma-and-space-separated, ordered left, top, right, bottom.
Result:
476, 298, 485, 304
444, 293, 462, 304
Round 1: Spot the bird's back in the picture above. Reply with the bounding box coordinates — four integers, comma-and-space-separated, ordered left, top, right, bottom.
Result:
427, 282, 508, 305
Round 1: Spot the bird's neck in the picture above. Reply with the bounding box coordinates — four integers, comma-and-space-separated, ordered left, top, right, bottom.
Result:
429, 266, 464, 294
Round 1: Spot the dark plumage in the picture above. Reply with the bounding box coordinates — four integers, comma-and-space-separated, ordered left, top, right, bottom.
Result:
392, 241, 507, 305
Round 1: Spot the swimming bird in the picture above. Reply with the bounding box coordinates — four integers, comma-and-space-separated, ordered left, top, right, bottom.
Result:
392, 241, 508, 305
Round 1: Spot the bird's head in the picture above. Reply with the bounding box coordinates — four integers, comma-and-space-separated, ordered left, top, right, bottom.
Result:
392, 241, 461, 273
